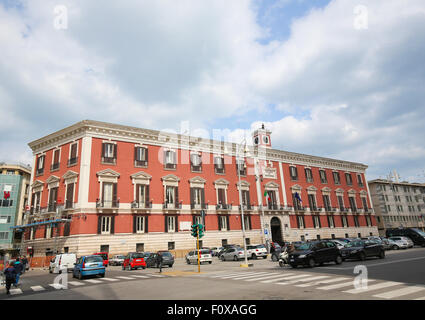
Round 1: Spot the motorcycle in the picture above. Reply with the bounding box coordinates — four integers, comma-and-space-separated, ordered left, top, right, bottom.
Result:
278, 248, 289, 267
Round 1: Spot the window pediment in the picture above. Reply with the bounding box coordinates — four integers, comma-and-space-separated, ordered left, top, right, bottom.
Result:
321, 187, 332, 193
359, 190, 368, 196
97, 169, 120, 178
335, 188, 344, 194
289, 184, 301, 191
348, 189, 357, 195
189, 176, 206, 184
214, 178, 229, 186
63, 170, 78, 180
32, 180, 44, 189
46, 175, 60, 184
162, 174, 180, 182
131, 171, 152, 185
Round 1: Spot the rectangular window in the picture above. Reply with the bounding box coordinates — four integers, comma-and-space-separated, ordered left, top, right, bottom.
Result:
341, 215, 348, 228
327, 215, 335, 228
136, 184, 150, 208
136, 216, 145, 233
290, 166, 298, 181
292, 193, 302, 211
164, 150, 177, 169
168, 242, 175, 250
354, 215, 360, 227
349, 197, 357, 212
319, 170, 327, 184
236, 159, 246, 176
217, 188, 226, 205
337, 196, 345, 211
333, 172, 341, 185
190, 187, 204, 208
68, 143, 78, 166
102, 142, 117, 164
102, 182, 118, 208
219, 215, 228, 231
362, 197, 368, 212
241, 190, 250, 207
222, 239, 228, 246
167, 216, 176, 232
65, 183, 74, 209
305, 168, 313, 183
101, 216, 111, 234
0, 232, 9, 240
48, 187, 58, 212
308, 194, 317, 211
345, 173, 353, 186
297, 215, 305, 228
134, 146, 148, 167
214, 156, 225, 174
313, 215, 321, 228
357, 174, 364, 187
190, 153, 202, 172
165, 186, 178, 207
136, 243, 144, 252
51, 149, 60, 171
36, 155, 45, 175
243, 215, 251, 230
323, 195, 331, 211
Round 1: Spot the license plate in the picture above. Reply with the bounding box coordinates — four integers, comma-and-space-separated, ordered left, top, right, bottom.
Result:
136, 259, 141, 262
290, 259, 294, 262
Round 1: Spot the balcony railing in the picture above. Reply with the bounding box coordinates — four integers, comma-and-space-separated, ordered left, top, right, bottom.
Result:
267, 203, 279, 210
102, 157, 116, 164
64, 200, 74, 210
191, 165, 202, 173
191, 203, 207, 210
350, 207, 357, 213
96, 200, 120, 208
164, 163, 176, 170
68, 157, 78, 166
48, 203, 57, 213
131, 201, 152, 209
30, 205, 41, 214
216, 203, 232, 210
163, 202, 182, 209
134, 160, 148, 167
294, 206, 306, 212
36, 168, 44, 176
215, 166, 225, 174
239, 204, 253, 211
50, 163, 60, 171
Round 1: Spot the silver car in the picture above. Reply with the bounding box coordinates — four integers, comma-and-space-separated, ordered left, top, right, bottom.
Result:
220, 247, 245, 261
389, 237, 409, 249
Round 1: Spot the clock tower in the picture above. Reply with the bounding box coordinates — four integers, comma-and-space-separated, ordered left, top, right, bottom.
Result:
252, 123, 272, 148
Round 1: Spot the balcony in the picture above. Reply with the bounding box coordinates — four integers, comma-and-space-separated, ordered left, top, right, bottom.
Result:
131, 201, 152, 210
102, 157, 117, 165
64, 200, 75, 210
215, 166, 225, 174
30, 205, 41, 214
68, 157, 78, 167
216, 203, 232, 211
350, 207, 357, 213
294, 206, 306, 212
238, 204, 253, 211
96, 200, 120, 209
164, 163, 176, 170
50, 162, 60, 171
191, 165, 202, 173
324, 207, 337, 213
310, 206, 322, 212
36, 168, 44, 176
48, 203, 57, 213
191, 203, 207, 210
163, 202, 182, 210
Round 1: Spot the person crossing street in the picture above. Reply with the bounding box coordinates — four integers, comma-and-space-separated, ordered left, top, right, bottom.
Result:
155, 252, 163, 273
3, 261, 17, 295
13, 258, 23, 287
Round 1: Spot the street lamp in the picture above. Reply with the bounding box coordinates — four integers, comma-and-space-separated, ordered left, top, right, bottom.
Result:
237, 139, 250, 267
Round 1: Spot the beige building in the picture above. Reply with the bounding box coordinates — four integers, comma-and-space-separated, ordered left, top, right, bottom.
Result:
368, 179, 425, 236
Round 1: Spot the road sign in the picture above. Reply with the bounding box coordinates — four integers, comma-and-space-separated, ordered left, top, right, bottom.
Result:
264, 229, 268, 235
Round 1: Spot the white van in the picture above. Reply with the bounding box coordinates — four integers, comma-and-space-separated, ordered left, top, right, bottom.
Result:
49, 253, 77, 274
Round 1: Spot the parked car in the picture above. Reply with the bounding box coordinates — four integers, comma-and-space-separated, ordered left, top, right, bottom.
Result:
287, 240, 343, 268
375, 238, 393, 250
49, 253, 77, 274
72, 255, 105, 279
340, 239, 385, 261
93, 252, 109, 267
246, 244, 268, 259
388, 237, 409, 249
386, 228, 425, 247
122, 252, 146, 270
329, 239, 346, 250
186, 249, 213, 264
270, 242, 282, 262
109, 255, 125, 266
403, 237, 414, 248
211, 247, 223, 257
146, 251, 174, 268
220, 247, 245, 261
217, 244, 238, 258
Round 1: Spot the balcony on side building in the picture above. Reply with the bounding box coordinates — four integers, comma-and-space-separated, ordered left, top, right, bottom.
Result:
191, 203, 207, 210
163, 201, 182, 210
216, 203, 232, 211
96, 199, 120, 209
239, 204, 253, 211
131, 201, 152, 210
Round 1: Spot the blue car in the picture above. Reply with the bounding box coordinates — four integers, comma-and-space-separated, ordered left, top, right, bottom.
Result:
72, 255, 105, 280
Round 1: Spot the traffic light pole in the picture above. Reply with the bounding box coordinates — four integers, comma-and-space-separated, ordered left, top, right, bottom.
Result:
197, 230, 200, 273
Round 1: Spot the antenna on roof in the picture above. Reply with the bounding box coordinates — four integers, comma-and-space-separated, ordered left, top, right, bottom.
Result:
261, 123, 265, 130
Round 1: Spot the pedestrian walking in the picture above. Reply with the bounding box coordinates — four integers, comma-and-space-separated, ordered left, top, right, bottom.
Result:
3, 261, 17, 295
13, 258, 23, 287
21, 256, 28, 274
156, 252, 163, 273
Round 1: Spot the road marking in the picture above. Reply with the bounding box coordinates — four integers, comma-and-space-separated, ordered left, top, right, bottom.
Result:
228, 272, 275, 280
115, 276, 136, 280
49, 284, 67, 289
148, 274, 165, 277
343, 281, 401, 294
321, 256, 425, 270
68, 281, 85, 286
285, 275, 330, 284
100, 277, 119, 281
318, 279, 376, 290
211, 272, 259, 278
129, 275, 149, 278
84, 279, 103, 284
296, 277, 349, 287
9, 288, 23, 295
260, 274, 309, 284
274, 274, 317, 285
31, 286, 45, 291
244, 273, 296, 282
373, 286, 425, 299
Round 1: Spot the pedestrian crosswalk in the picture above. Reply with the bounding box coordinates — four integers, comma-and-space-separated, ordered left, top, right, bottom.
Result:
199, 271, 425, 300
0, 273, 168, 298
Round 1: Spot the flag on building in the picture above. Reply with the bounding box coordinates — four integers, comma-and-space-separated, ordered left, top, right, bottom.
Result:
264, 190, 271, 202
295, 192, 302, 203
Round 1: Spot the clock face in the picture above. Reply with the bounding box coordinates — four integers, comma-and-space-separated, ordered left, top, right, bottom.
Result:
263, 136, 269, 144
254, 136, 259, 145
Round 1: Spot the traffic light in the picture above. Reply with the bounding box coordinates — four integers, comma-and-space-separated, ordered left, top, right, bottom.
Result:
198, 224, 204, 238
191, 224, 198, 237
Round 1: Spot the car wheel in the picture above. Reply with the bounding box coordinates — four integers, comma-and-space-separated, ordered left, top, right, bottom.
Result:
78, 272, 83, 280
251, 254, 257, 260
142, 266, 146, 269
359, 252, 366, 261
49, 268, 52, 274
221, 256, 225, 262
308, 258, 315, 268
290, 264, 297, 268
379, 250, 385, 259
209, 261, 212, 264
233, 255, 238, 261
272, 254, 278, 262
335, 255, 343, 265
392, 245, 399, 250
263, 256, 267, 259
279, 261, 285, 268
100, 273, 105, 278
186, 259, 190, 265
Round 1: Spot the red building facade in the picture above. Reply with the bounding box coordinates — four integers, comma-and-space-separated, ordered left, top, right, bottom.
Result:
23, 120, 378, 257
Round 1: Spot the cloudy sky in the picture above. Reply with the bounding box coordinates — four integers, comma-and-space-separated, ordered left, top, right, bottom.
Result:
0, 0, 424, 182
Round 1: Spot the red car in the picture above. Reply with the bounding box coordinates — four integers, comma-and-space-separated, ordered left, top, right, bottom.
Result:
93, 252, 109, 267
122, 252, 146, 270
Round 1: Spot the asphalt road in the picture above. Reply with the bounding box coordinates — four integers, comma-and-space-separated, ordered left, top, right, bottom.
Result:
2, 247, 425, 300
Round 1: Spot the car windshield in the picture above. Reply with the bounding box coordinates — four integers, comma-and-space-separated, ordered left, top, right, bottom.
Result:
85, 256, 103, 263
117, 256, 125, 259
256, 245, 266, 249
161, 252, 172, 257
391, 237, 401, 241
344, 241, 364, 248
96, 254, 107, 259
131, 253, 144, 259
412, 228, 425, 237
200, 249, 210, 254
296, 243, 313, 250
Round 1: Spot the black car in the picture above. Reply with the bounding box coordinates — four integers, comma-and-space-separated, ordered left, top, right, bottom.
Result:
340, 239, 385, 261
288, 240, 342, 268
146, 251, 174, 268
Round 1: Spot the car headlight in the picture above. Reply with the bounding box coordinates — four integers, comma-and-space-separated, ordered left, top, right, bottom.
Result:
298, 255, 306, 258
351, 250, 359, 254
